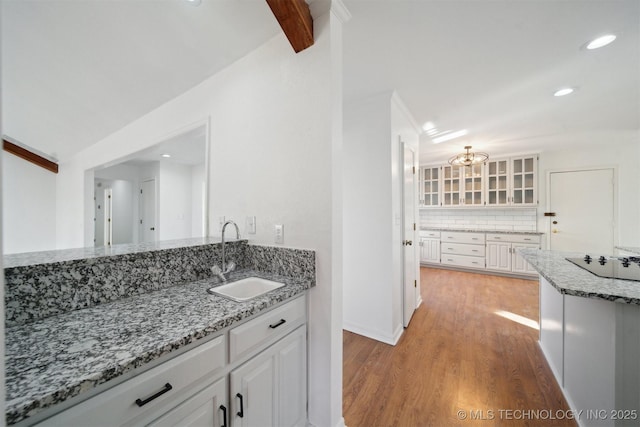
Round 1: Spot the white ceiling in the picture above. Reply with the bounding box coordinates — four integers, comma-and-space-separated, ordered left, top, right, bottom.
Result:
1, 0, 280, 162
343, 0, 640, 164
2, 1, 638, 166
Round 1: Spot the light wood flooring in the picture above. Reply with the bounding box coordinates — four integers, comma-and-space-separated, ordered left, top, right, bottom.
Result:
343, 267, 576, 427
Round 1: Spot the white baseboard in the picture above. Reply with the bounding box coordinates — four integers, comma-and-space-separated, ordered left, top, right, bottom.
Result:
343, 321, 403, 345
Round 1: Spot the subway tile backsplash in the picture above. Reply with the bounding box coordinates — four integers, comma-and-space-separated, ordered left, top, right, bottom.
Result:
420, 208, 537, 231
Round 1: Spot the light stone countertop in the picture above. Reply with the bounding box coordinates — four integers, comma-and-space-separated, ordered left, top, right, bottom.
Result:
421, 227, 543, 235
5, 269, 311, 426
519, 249, 640, 305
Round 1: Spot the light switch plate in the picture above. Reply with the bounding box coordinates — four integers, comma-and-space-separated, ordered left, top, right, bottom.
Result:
275, 224, 284, 244
246, 216, 256, 234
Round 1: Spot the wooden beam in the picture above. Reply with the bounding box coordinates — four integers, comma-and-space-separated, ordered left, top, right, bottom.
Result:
3, 139, 59, 174
265, 0, 314, 53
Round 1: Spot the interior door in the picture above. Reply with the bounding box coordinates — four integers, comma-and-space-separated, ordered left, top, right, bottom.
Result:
104, 188, 113, 246
141, 179, 157, 243
549, 169, 614, 254
402, 142, 417, 327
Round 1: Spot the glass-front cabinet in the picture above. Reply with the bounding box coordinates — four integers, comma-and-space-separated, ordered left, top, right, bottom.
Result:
419, 154, 538, 208
442, 165, 461, 206
421, 166, 440, 206
462, 163, 483, 205
511, 156, 537, 205
486, 159, 509, 206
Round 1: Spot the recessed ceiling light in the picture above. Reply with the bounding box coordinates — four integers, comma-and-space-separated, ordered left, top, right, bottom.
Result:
432, 129, 468, 144
553, 88, 575, 97
161, 153, 171, 158
586, 34, 616, 50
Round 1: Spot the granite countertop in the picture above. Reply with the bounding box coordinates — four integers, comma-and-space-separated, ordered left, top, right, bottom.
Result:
3, 237, 223, 268
5, 269, 311, 425
421, 227, 543, 235
519, 249, 640, 305
617, 246, 640, 255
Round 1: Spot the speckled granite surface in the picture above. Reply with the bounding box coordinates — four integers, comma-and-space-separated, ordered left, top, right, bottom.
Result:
5, 240, 249, 326
519, 249, 640, 305
617, 246, 640, 255
5, 269, 311, 426
421, 227, 543, 235
3, 238, 223, 268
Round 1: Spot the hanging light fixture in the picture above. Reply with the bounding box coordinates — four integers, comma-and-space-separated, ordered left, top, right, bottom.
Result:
448, 146, 489, 166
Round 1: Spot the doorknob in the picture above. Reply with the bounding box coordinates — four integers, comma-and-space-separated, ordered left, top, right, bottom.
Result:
150, 227, 155, 231
403, 240, 413, 246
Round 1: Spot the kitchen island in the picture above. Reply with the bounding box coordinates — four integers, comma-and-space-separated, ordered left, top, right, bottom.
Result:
519, 249, 640, 427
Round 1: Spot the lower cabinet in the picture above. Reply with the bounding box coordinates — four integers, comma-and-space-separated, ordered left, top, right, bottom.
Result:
420, 238, 440, 264
36, 297, 307, 427
231, 326, 307, 427
486, 233, 541, 276
149, 378, 228, 427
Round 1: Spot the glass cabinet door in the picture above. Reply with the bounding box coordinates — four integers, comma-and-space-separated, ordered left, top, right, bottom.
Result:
421, 166, 440, 206
511, 156, 537, 205
462, 163, 483, 205
442, 165, 461, 206
485, 159, 509, 206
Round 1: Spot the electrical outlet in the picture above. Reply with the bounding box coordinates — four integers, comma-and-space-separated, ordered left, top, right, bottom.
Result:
246, 216, 256, 234
275, 224, 284, 244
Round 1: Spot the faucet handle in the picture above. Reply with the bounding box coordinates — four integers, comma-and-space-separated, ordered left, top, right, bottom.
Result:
211, 265, 222, 274
224, 261, 236, 274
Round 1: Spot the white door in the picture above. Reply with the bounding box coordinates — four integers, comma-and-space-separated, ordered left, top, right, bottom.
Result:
141, 179, 157, 243
549, 169, 614, 254
104, 188, 113, 246
231, 354, 276, 427
402, 142, 417, 327
486, 242, 511, 271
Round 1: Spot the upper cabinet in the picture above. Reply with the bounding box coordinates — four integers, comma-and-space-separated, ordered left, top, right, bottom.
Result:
420, 154, 538, 208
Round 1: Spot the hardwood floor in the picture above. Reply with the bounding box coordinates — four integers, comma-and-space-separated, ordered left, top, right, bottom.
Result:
343, 267, 576, 427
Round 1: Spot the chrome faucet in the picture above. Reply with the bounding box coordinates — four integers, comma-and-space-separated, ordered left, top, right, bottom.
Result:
211, 220, 241, 281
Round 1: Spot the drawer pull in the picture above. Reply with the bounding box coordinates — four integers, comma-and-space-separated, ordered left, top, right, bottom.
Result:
220, 405, 228, 427
447, 259, 454, 262
524, 238, 531, 241
447, 247, 454, 250
447, 236, 454, 239
269, 318, 286, 329
472, 250, 478, 252
236, 393, 244, 418
135, 383, 172, 407
472, 238, 478, 240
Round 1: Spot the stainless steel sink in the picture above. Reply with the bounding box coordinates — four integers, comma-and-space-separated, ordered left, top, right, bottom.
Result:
207, 277, 285, 302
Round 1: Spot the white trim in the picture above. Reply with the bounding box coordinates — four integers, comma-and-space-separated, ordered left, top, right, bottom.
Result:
544, 165, 617, 251
343, 322, 404, 346
331, 0, 352, 24
390, 91, 421, 135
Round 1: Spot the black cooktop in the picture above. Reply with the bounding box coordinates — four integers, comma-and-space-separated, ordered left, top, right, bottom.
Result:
566, 256, 640, 282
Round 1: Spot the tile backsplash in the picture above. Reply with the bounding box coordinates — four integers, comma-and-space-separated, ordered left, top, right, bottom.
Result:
420, 208, 537, 231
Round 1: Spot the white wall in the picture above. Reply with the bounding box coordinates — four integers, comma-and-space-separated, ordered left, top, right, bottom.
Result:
191, 163, 205, 238
343, 91, 420, 345
2, 153, 56, 254
158, 161, 192, 241
538, 140, 640, 249
53, 4, 347, 426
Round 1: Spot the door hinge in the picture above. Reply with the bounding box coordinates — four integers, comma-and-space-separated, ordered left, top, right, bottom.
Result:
414, 280, 417, 288
413, 223, 416, 231
140, 189, 143, 194
412, 166, 416, 174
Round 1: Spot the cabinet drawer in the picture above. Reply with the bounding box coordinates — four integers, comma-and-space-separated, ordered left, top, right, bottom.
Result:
419, 230, 441, 238
441, 231, 485, 244
441, 254, 485, 269
441, 242, 485, 257
39, 335, 226, 427
486, 233, 541, 244
229, 296, 306, 363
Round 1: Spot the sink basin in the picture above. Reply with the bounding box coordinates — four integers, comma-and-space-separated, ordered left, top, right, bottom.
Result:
207, 277, 285, 302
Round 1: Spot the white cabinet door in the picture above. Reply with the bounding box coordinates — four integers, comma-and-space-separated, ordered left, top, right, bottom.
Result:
420, 238, 440, 263
149, 378, 227, 427
486, 242, 511, 271
231, 326, 307, 427
512, 243, 539, 275
511, 156, 537, 206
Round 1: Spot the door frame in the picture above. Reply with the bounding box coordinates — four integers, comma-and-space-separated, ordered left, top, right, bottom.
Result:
545, 165, 618, 250
140, 177, 158, 243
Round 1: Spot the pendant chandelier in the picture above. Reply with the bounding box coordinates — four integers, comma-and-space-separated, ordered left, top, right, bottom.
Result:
448, 145, 489, 166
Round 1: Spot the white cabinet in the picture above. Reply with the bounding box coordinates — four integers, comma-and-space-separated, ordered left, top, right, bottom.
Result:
419, 230, 440, 264
440, 231, 485, 269
486, 233, 541, 276
485, 155, 538, 207
420, 166, 440, 207
442, 165, 462, 206
231, 326, 307, 427
149, 378, 227, 427
461, 163, 484, 206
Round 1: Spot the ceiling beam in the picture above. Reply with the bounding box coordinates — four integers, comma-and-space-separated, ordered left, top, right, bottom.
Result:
265, 0, 314, 53
3, 139, 59, 174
